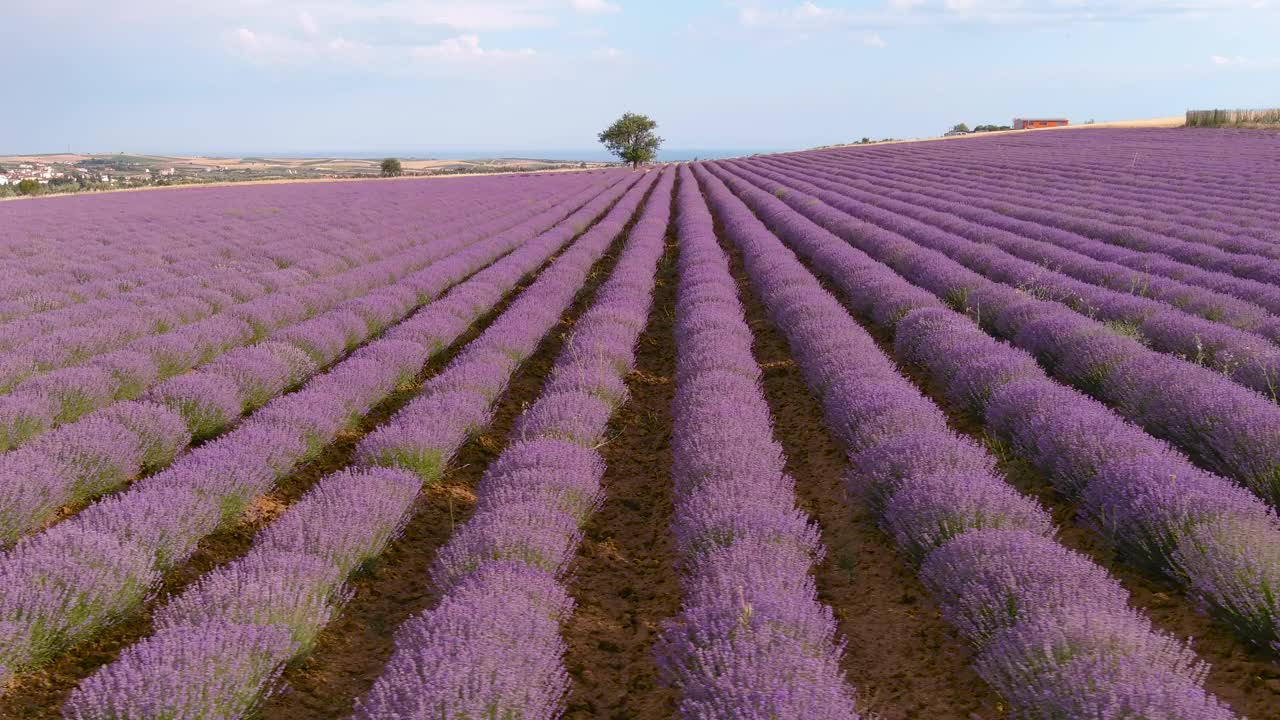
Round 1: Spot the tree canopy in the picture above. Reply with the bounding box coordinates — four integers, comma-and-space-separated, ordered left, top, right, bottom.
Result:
598, 113, 663, 169
381, 158, 403, 177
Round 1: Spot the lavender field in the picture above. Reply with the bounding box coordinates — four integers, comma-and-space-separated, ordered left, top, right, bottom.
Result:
1, 128, 1279, 719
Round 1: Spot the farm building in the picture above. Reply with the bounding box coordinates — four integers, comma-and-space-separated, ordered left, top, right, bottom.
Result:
1013, 117, 1069, 129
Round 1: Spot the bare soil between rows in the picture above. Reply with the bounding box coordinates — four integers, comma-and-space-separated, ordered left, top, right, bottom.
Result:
706, 189, 1009, 719
561, 192, 682, 720
259, 175, 654, 718
789, 239, 1280, 719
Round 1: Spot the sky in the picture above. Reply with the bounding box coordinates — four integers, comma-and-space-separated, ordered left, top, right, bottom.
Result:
2, 0, 1278, 157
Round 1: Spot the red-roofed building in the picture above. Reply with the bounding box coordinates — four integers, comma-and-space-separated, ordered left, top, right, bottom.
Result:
1013, 118, 1069, 129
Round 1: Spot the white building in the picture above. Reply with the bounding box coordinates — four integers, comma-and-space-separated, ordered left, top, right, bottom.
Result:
0, 176, 10, 186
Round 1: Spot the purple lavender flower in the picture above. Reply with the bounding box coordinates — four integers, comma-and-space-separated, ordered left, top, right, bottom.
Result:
0, 393, 57, 452
17, 367, 120, 422
353, 562, 573, 720
975, 606, 1234, 720
88, 400, 191, 471
25, 416, 145, 502
64, 624, 296, 720
145, 372, 244, 439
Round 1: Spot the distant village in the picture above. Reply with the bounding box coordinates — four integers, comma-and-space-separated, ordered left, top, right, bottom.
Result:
0, 161, 195, 186
0, 157, 314, 197
0, 154, 604, 198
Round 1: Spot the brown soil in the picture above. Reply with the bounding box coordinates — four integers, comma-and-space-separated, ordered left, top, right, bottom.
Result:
804, 262, 1280, 719
708, 200, 1009, 719
258, 177, 654, 719
562, 185, 682, 720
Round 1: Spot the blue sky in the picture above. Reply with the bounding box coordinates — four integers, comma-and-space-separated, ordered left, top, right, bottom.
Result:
2, 1, 1277, 156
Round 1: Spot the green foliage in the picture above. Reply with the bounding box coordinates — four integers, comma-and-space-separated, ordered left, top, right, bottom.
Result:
972, 124, 1012, 132
598, 112, 663, 169
16, 179, 40, 195
949, 122, 971, 133
380, 158, 403, 177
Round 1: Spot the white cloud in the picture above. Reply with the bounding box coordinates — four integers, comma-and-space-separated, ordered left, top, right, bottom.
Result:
571, 0, 621, 14
298, 10, 318, 34
233, 26, 318, 64
739, 2, 835, 26
591, 46, 623, 59
1208, 53, 1280, 65
864, 33, 888, 47
12, 1, 562, 32
233, 22, 533, 68
411, 34, 535, 62
796, 1, 834, 19
736, 0, 1276, 31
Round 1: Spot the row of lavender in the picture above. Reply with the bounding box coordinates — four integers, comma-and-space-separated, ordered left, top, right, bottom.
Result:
768, 151, 1280, 321
835, 130, 1280, 231
704, 160, 1280, 655
0, 176, 610, 548
652, 166, 859, 716
0, 181, 534, 356
354, 168, 670, 718
807, 146, 1280, 267
832, 142, 1280, 248
63, 170, 660, 719
692, 162, 1237, 717
0, 174, 637, 684
764, 153, 1280, 338
742, 159, 1280, 402
719, 159, 1280, 512
0, 174, 567, 315
0, 176, 585, 431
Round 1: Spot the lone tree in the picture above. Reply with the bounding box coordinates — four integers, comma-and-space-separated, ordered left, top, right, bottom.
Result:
949, 122, 971, 134
381, 158, 403, 177
598, 112, 662, 169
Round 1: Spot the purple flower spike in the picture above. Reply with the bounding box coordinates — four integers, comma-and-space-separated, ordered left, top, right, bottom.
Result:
89, 350, 160, 399
203, 346, 293, 408
920, 529, 1132, 648
881, 472, 1055, 560
17, 367, 120, 422
145, 372, 244, 439
353, 562, 573, 720
88, 401, 191, 471
976, 607, 1234, 720
0, 393, 57, 452
515, 390, 614, 447
26, 417, 145, 502
64, 624, 296, 720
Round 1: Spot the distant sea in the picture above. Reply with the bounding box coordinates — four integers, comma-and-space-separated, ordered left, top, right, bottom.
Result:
190, 148, 791, 162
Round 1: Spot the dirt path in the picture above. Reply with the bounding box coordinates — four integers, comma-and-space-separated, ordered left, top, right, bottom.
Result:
0, 185, 629, 719
259, 179, 652, 719
711, 217, 1009, 720
561, 187, 682, 720
797, 251, 1280, 720
0, 278, 516, 719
